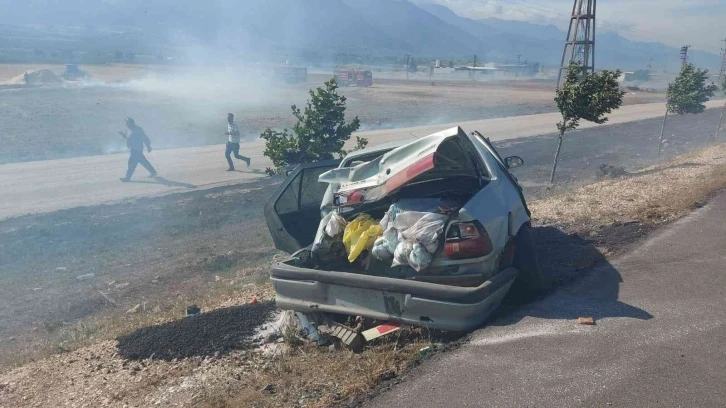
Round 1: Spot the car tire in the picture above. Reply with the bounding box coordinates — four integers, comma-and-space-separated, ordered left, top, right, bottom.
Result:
510, 223, 544, 297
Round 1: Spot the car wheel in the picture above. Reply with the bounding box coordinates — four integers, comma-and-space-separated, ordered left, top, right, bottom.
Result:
510, 223, 544, 297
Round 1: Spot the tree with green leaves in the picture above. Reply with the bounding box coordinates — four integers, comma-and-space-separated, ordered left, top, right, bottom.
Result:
551, 62, 625, 183
261, 78, 365, 173
714, 75, 726, 142
659, 63, 717, 156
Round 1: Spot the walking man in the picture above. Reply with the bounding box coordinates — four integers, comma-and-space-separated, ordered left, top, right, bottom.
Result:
119, 118, 157, 182
23, 72, 30, 87
225, 113, 250, 171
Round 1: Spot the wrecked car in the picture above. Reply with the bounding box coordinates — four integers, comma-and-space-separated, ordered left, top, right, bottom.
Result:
264, 126, 542, 332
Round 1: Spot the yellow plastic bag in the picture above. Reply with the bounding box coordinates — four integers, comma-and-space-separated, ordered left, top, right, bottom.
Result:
342, 214, 383, 262
348, 224, 383, 262
343, 214, 371, 251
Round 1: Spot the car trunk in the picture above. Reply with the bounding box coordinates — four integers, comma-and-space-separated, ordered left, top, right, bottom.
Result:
296, 175, 486, 281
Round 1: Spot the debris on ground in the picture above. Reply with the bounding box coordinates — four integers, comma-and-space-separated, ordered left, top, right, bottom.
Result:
578, 316, 596, 325
418, 344, 440, 357
126, 303, 141, 314
362, 322, 402, 341
116, 301, 276, 360
597, 164, 628, 178
261, 383, 277, 394
319, 323, 365, 353
76, 273, 95, 282
185, 304, 201, 317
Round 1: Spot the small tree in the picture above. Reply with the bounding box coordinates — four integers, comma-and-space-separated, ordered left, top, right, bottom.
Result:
714, 75, 726, 142
261, 78, 364, 171
658, 63, 717, 156
551, 62, 624, 183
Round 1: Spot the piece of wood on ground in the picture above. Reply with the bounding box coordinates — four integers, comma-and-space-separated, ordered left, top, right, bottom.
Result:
578, 316, 596, 325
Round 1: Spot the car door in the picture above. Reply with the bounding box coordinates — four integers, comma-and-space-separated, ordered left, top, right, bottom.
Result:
264, 160, 341, 254
468, 131, 530, 217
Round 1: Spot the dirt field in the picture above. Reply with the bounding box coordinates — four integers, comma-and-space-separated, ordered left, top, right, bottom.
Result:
0, 64, 665, 164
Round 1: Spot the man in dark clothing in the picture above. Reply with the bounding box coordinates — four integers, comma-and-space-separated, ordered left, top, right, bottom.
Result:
225, 113, 250, 171
119, 118, 157, 182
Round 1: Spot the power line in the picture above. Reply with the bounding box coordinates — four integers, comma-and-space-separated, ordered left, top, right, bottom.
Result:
471, 0, 679, 45
506, 0, 672, 41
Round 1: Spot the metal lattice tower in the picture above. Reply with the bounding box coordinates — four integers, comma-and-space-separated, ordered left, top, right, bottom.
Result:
718, 39, 726, 84
556, 0, 596, 89
680, 45, 690, 68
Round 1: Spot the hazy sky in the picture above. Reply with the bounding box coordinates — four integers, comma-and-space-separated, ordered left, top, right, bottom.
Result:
426, 0, 726, 54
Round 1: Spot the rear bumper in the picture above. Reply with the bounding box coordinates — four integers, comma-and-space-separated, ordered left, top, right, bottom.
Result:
271, 264, 518, 332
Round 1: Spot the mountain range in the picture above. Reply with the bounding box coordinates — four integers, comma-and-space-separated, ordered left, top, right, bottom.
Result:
0, 0, 719, 71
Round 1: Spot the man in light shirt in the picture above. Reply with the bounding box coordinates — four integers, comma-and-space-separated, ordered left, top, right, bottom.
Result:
225, 113, 251, 171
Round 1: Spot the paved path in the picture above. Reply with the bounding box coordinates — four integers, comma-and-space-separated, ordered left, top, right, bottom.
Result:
366, 192, 726, 408
1, 100, 722, 219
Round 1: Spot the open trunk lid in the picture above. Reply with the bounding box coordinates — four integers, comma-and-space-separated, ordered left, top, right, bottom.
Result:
319, 126, 482, 206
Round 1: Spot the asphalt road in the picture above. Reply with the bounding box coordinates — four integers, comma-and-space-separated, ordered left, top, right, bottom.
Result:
0, 100, 722, 220
366, 192, 726, 408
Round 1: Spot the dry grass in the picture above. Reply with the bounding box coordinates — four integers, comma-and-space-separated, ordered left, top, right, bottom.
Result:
0, 265, 275, 371
530, 143, 726, 230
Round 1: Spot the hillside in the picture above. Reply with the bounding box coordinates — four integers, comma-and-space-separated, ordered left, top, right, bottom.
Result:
0, 0, 720, 70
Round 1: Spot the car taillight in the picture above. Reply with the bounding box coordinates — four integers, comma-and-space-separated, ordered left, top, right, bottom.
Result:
444, 221, 493, 259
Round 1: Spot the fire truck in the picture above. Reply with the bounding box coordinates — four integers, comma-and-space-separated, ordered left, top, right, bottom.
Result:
334, 70, 373, 87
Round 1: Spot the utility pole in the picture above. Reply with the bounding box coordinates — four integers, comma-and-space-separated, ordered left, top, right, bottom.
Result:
680, 45, 690, 68
406, 54, 410, 81
556, 0, 596, 89
718, 38, 726, 82
714, 39, 726, 142
471, 55, 478, 81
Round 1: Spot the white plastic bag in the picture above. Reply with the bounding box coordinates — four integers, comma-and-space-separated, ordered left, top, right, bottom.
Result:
424, 239, 439, 254
383, 226, 399, 254
392, 241, 413, 267
408, 243, 433, 272
372, 237, 393, 260
401, 212, 447, 252
379, 204, 397, 230
325, 212, 347, 237
392, 211, 428, 232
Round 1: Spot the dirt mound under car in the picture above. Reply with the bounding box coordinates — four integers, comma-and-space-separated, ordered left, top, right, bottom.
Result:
117, 301, 276, 360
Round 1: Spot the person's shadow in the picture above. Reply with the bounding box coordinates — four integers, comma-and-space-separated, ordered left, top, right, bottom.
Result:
126, 176, 197, 189
494, 226, 653, 326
